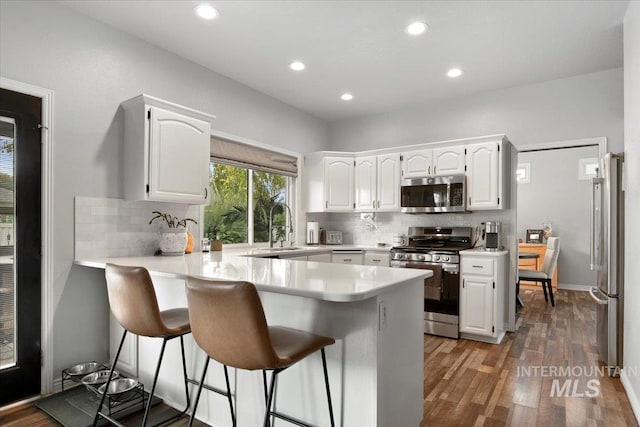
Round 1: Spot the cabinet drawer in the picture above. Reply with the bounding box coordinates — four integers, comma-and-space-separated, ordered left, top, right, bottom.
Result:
364, 253, 390, 266
332, 252, 364, 265
462, 258, 494, 276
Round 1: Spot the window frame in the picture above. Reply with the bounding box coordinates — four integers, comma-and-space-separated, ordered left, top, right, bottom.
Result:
203, 131, 299, 248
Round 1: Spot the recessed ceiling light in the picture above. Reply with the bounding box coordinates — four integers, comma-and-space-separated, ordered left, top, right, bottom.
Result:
195, 4, 218, 20
406, 22, 427, 36
447, 68, 463, 78
340, 93, 354, 101
289, 61, 306, 71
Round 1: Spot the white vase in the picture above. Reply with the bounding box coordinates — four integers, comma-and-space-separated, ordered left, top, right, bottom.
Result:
159, 227, 188, 256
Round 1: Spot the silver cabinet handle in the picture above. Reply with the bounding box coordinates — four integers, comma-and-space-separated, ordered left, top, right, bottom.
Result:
373, 200, 375, 209
472, 265, 483, 268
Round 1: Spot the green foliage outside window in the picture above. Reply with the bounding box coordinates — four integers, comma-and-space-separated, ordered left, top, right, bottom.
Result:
204, 163, 287, 244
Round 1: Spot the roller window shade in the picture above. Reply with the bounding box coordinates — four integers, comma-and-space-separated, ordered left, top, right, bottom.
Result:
210, 137, 298, 177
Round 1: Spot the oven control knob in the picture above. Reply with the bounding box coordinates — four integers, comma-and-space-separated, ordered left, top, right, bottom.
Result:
433, 255, 440, 261
442, 256, 450, 262
418, 255, 425, 261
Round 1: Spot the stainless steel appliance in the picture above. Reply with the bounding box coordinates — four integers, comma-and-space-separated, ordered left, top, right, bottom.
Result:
400, 175, 466, 213
589, 153, 624, 373
390, 226, 473, 338
306, 222, 319, 245
484, 221, 501, 251
322, 230, 343, 245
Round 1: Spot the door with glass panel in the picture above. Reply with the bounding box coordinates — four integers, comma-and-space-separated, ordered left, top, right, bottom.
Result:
0, 88, 42, 405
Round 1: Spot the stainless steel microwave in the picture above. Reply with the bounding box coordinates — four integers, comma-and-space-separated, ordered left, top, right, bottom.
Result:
400, 175, 466, 213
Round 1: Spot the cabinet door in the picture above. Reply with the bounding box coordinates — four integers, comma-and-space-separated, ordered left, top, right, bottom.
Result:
432, 146, 465, 176
376, 154, 401, 211
364, 252, 390, 266
402, 149, 432, 178
466, 142, 500, 210
148, 106, 210, 203
460, 274, 494, 336
324, 157, 354, 211
307, 253, 332, 263
110, 314, 137, 376
354, 156, 377, 211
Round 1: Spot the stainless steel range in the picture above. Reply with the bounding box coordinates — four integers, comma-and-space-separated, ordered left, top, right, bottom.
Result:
390, 226, 473, 339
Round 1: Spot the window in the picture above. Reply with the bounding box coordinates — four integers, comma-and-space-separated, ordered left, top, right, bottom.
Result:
204, 162, 290, 245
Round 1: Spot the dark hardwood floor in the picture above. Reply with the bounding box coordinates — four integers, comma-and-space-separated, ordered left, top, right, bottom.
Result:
1, 288, 637, 426
422, 288, 638, 427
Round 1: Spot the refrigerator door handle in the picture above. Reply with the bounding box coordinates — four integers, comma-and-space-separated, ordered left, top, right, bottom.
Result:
590, 176, 604, 270
589, 287, 609, 305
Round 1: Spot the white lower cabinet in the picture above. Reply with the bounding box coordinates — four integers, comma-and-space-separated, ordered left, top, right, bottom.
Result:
307, 253, 332, 263
459, 251, 508, 344
331, 250, 364, 265
364, 252, 390, 266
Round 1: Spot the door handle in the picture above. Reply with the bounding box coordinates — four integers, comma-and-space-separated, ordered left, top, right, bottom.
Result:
204, 187, 208, 199
589, 287, 608, 305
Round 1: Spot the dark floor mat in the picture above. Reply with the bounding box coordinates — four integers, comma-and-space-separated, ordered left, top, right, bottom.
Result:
35, 384, 161, 427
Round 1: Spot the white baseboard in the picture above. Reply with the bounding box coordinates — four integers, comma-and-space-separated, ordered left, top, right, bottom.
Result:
621, 369, 640, 424
557, 283, 591, 291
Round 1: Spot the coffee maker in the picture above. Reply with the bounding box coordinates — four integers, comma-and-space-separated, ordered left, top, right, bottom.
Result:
484, 221, 501, 251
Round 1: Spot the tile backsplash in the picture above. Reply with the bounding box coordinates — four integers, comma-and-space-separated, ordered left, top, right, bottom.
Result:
306, 211, 514, 249
75, 197, 200, 259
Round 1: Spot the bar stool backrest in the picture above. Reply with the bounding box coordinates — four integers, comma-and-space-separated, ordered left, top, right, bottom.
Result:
186, 278, 280, 370
105, 263, 166, 337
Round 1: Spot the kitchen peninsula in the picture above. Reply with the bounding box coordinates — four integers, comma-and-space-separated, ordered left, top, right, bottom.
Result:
75, 251, 430, 426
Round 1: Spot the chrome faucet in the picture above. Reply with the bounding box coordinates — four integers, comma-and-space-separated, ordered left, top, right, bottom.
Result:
268, 202, 294, 248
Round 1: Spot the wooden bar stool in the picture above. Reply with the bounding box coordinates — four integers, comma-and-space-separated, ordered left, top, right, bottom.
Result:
95, 263, 191, 427
185, 278, 336, 427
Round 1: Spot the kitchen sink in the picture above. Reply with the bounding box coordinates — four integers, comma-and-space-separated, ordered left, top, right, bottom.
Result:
257, 247, 303, 251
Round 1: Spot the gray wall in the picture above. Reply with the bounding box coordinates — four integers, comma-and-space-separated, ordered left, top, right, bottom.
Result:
623, 0, 640, 413
517, 146, 598, 288
0, 0, 328, 375
329, 68, 623, 153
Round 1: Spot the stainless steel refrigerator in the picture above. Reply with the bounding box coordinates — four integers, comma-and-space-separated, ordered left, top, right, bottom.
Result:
589, 152, 624, 373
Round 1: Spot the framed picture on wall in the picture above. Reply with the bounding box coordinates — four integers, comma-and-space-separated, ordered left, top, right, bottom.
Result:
526, 229, 544, 244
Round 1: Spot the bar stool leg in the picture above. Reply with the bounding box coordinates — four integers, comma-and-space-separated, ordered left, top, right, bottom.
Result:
223, 365, 236, 426
263, 370, 280, 427
142, 338, 168, 426
321, 349, 335, 427
93, 330, 127, 427
188, 357, 210, 427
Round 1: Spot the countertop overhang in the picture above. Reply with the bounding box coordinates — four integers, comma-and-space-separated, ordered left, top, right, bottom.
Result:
75, 250, 429, 302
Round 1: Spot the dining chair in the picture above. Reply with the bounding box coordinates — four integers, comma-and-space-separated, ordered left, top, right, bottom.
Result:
517, 237, 560, 307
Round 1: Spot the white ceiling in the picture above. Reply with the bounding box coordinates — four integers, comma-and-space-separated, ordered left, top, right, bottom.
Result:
60, 0, 628, 122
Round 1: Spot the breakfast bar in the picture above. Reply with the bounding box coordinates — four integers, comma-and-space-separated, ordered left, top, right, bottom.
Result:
75, 251, 430, 426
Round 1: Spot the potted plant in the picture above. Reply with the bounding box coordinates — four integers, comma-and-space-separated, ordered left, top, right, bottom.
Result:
206, 224, 223, 251
149, 211, 197, 256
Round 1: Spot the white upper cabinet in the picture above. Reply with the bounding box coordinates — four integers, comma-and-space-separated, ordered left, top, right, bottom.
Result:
402, 146, 465, 177
432, 146, 466, 176
354, 156, 377, 211
401, 149, 432, 178
376, 154, 401, 211
355, 153, 401, 212
324, 156, 354, 211
465, 141, 502, 210
122, 95, 213, 204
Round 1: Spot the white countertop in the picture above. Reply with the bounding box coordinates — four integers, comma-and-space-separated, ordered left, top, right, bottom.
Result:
75, 250, 428, 302
460, 247, 509, 256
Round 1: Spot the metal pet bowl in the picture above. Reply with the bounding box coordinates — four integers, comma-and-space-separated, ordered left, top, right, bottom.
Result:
81, 370, 119, 386
98, 378, 139, 397
67, 361, 101, 376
